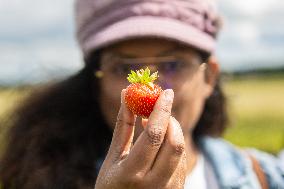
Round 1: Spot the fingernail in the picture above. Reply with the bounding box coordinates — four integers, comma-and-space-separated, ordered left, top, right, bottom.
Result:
164, 89, 174, 101
200, 63, 207, 71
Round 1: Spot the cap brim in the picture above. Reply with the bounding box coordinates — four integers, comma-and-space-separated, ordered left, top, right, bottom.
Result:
82, 16, 215, 57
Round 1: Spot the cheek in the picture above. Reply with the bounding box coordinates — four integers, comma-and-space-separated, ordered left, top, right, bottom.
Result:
99, 77, 127, 129
172, 78, 208, 131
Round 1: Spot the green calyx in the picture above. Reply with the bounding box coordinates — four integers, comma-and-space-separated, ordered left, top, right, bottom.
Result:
127, 67, 158, 88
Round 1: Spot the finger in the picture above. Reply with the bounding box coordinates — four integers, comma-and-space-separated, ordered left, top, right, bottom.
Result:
148, 117, 185, 183
124, 89, 174, 172
141, 118, 148, 129
167, 150, 187, 188
107, 89, 136, 162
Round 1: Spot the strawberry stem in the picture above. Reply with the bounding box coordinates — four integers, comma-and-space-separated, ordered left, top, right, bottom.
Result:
127, 67, 158, 88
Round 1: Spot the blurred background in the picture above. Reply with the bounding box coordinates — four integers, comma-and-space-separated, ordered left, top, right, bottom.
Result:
0, 0, 283, 154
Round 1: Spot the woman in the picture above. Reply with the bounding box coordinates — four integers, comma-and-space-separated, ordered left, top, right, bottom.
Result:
0, 0, 283, 188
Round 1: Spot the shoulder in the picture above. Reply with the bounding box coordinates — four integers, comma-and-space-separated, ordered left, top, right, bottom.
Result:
198, 137, 260, 188
246, 148, 284, 188
199, 137, 284, 188
198, 136, 244, 166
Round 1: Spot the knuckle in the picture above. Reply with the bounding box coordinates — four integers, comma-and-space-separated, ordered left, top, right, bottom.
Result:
163, 94, 173, 104
146, 126, 163, 147
116, 114, 124, 127
111, 149, 123, 162
160, 105, 171, 115
133, 172, 144, 184
116, 110, 134, 127
154, 99, 172, 116
122, 172, 143, 188
124, 120, 134, 127
169, 120, 185, 155
158, 100, 172, 114
173, 143, 185, 156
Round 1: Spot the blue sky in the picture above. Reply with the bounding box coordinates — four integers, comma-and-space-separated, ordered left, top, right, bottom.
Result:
0, 0, 284, 85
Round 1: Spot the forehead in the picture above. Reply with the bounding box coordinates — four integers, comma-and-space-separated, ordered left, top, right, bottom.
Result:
103, 38, 198, 57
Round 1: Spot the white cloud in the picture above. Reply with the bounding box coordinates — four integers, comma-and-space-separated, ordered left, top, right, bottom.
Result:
0, 0, 83, 85
217, 0, 284, 71
0, 0, 75, 37
226, 0, 279, 16
0, 39, 83, 85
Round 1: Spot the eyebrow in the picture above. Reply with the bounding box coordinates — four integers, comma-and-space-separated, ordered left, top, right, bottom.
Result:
158, 46, 181, 56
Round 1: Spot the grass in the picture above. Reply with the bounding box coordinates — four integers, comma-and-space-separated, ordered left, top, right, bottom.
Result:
0, 87, 32, 154
0, 75, 283, 154
223, 75, 284, 154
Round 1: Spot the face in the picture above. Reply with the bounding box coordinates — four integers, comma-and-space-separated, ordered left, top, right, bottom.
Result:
97, 38, 219, 137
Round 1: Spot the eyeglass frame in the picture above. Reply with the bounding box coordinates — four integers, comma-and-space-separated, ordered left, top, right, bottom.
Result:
94, 47, 207, 83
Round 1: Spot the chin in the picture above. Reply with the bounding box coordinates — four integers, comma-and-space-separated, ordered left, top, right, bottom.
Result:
171, 109, 197, 134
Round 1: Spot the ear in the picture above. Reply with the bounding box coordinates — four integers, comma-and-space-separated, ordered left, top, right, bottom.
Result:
204, 55, 220, 97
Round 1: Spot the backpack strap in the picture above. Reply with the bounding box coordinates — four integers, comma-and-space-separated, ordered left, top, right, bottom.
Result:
248, 154, 269, 189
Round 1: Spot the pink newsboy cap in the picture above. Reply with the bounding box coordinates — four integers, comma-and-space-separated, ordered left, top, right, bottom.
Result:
75, 0, 221, 58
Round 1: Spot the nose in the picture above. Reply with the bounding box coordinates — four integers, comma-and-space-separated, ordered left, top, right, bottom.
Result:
156, 74, 174, 89
147, 64, 158, 73
141, 63, 174, 89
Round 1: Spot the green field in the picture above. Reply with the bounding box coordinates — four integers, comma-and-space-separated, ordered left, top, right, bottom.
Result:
0, 75, 284, 154
223, 75, 284, 154
0, 87, 32, 153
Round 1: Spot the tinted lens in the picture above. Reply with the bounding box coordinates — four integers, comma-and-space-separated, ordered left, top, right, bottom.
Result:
112, 62, 143, 77
159, 60, 186, 75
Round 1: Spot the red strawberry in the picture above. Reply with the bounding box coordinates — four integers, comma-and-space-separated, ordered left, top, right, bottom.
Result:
125, 67, 163, 118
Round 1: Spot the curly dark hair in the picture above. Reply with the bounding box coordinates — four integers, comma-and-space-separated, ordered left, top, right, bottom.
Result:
0, 52, 228, 189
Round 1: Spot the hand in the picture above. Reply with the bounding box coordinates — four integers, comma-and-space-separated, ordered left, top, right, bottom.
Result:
95, 89, 186, 189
